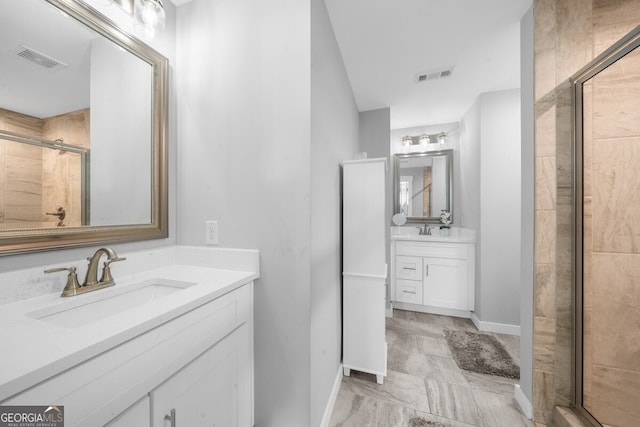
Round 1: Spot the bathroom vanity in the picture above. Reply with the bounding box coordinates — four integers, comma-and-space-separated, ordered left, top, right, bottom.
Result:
390, 227, 475, 317
0, 246, 259, 427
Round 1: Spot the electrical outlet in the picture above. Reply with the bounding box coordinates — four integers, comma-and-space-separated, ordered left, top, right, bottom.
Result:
205, 220, 219, 245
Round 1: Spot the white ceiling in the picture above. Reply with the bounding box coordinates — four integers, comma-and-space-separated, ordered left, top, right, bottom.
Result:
324, 0, 533, 130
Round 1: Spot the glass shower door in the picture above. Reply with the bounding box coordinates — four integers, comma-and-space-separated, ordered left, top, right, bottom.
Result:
575, 26, 640, 427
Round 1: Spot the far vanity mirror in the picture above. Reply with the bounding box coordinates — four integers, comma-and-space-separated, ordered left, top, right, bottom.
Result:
393, 150, 453, 223
0, 0, 168, 255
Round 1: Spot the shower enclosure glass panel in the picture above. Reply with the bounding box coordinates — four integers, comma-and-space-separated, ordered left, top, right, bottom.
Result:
575, 26, 640, 427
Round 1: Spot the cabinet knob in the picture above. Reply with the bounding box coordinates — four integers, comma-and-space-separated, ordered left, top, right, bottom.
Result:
164, 409, 176, 427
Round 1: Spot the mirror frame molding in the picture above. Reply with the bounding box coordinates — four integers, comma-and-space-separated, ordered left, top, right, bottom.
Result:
0, 0, 168, 256
393, 149, 453, 223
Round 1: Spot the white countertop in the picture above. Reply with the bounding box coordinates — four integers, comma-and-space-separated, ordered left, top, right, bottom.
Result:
391, 226, 476, 243
0, 246, 259, 402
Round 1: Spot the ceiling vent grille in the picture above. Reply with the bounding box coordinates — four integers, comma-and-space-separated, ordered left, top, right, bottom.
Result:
12, 45, 68, 71
416, 66, 454, 83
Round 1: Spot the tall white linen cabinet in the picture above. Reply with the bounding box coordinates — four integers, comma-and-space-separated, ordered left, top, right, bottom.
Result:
342, 158, 387, 384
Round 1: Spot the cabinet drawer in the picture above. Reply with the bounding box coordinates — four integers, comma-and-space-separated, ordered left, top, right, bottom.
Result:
396, 241, 468, 260
395, 256, 423, 280
395, 279, 423, 304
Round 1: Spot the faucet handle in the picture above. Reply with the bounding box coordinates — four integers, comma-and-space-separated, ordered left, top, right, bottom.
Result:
45, 266, 82, 297
99, 257, 127, 285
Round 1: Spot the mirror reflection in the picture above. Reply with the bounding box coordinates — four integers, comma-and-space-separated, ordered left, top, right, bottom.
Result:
0, 0, 153, 229
394, 150, 453, 222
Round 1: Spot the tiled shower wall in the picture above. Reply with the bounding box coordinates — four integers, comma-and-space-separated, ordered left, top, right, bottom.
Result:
0, 108, 89, 227
533, 0, 640, 424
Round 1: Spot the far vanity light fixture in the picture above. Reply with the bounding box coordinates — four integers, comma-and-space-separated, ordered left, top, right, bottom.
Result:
401, 132, 448, 148
133, 0, 165, 40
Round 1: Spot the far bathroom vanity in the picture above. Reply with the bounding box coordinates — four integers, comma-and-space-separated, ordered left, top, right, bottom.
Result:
391, 149, 476, 318
390, 227, 476, 317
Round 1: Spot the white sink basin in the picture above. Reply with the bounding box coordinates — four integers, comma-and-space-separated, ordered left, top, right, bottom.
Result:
27, 279, 196, 328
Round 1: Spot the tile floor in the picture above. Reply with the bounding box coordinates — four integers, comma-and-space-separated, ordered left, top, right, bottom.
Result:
329, 309, 535, 427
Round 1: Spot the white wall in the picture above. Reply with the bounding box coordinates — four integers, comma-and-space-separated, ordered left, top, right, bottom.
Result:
0, 0, 177, 300
359, 108, 391, 310
520, 5, 535, 406
461, 89, 521, 327
310, 0, 359, 424
177, 0, 357, 425
90, 37, 151, 225
479, 90, 521, 326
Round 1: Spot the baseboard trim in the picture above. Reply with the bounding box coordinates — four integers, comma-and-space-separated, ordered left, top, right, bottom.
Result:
470, 312, 520, 336
514, 384, 533, 419
319, 363, 343, 427
393, 301, 471, 319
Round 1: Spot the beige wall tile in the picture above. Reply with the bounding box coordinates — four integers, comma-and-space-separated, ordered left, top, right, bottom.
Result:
42, 108, 90, 149
593, 0, 640, 57
4, 110, 42, 137
536, 210, 557, 264
591, 49, 640, 139
591, 253, 640, 371
534, 369, 556, 425
535, 315, 557, 372
535, 105, 556, 157
534, 0, 557, 99
535, 263, 557, 318
536, 157, 556, 210
555, 0, 593, 83
592, 137, 640, 253
590, 365, 640, 426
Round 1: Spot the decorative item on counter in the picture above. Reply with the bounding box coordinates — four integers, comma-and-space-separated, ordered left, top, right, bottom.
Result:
392, 213, 407, 226
439, 210, 452, 236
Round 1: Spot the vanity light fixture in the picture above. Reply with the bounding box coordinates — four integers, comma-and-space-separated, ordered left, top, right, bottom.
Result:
401, 132, 448, 148
133, 0, 165, 40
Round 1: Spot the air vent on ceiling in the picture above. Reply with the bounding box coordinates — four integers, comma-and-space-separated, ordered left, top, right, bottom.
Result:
11, 45, 68, 71
416, 66, 454, 83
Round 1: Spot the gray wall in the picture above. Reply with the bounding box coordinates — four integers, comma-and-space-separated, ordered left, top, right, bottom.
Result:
520, 5, 534, 405
311, 0, 360, 424
359, 108, 391, 308
178, 0, 357, 425
460, 89, 522, 328
480, 89, 521, 326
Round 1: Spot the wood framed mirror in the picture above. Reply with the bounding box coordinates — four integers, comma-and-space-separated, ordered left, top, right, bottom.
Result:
393, 150, 453, 223
0, 0, 168, 255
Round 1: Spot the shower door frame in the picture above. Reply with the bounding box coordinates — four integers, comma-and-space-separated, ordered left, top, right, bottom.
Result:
571, 24, 640, 427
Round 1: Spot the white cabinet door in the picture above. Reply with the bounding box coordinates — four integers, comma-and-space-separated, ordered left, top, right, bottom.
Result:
105, 396, 150, 427
151, 323, 252, 427
423, 257, 468, 310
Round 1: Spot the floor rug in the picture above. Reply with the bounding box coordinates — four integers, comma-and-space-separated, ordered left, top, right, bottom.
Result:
408, 417, 450, 427
443, 329, 520, 379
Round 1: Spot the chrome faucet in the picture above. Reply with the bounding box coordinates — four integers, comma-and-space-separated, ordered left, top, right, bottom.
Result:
44, 247, 126, 297
83, 247, 126, 287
